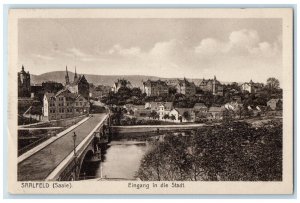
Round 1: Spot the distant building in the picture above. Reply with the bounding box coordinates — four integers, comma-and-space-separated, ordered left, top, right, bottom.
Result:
142, 79, 169, 96
241, 80, 264, 93
169, 108, 195, 123
112, 79, 132, 93
193, 103, 208, 113
18, 65, 31, 97
267, 98, 283, 110
167, 78, 196, 96
43, 89, 90, 121
199, 76, 223, 96
145, 102, 173, 111
207, 106, 225, 120
65, 66, 89, 99
89, 85, 111, 99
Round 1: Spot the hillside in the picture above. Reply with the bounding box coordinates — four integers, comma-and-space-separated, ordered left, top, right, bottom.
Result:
30, 71, 207, 88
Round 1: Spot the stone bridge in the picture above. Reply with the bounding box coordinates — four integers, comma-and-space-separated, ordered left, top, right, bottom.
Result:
18, 113, 111, 181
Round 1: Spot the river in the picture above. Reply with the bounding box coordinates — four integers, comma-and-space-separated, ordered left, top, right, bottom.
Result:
80, 135, 154, 180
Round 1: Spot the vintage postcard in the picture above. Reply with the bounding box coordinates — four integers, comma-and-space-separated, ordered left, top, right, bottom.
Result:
8, 8, 293, 194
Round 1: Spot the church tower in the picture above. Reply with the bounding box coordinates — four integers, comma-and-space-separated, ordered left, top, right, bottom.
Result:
74, 66, 78, 80
65, 66, 70, 85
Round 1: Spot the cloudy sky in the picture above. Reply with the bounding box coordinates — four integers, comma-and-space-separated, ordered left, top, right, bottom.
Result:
18, 18, 282, 83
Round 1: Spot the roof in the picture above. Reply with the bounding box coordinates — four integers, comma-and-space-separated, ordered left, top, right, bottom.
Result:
160, 102, 173, 110
149, 102, 173, 110
114, 79, 132, 88
55, 88, 71, 97
193, 103, 207, 109
143, 79, 168, 87
44, 89, 84, 101
44, 92, 55, 100
175, 108, 194, 115
199, 78, 221, 86
133, 105, 145, 110
70, 75, 88, 86
268, 98, 282, 103
208, 106, 224, 112
242, 80, 264, 88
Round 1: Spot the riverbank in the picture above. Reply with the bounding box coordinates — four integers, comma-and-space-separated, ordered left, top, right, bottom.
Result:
111, 123, 210, 133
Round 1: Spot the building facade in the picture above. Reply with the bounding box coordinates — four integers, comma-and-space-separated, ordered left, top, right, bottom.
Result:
18, 65, 31, 97
112, 79, 133, 93
43, 89, 90, 121
167, 78, 196, 96
168, 108, 195, 123
267, 98, 282, 110
199, 76, 223, 96
65, 67, 90, 99
241, 80, 264, 93
142, 80, 169, 96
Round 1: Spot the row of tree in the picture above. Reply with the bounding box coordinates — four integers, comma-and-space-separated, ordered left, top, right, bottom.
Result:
137, 120, 282, 181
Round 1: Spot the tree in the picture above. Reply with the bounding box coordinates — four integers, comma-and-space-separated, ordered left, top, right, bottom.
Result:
168, 86, 177, 95
170, 115, 176, 122
266, 77, 280, 91
131, 87, 142, 97
150, 111, 158, 119
163, 114, 169, 120
183, 111, 190, 121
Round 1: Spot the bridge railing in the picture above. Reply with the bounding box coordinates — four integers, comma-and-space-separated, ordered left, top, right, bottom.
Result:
45, 114, 109, 181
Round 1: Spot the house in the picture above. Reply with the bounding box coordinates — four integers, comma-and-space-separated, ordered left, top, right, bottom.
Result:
142, 80, 169, 96
241, 80, 264, 93
112, 79, 132, 93
43, 89, 90, 121
158, 102, 174, 120
199, 76, 223, 96
166, 78, 196, 96
145, 102, 173, 111
65, 66, 89, 99
267, 99, 283, 110
123, 104, 134, 111
207, 106, 225, 120
168, 108, 195, 123
193, 103, 208, 112
131, 105, 151, 117
18, 65, 31, 98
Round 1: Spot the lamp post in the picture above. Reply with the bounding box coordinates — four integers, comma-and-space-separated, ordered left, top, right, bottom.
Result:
72, 132, 77, 156
72, 132, 77, 180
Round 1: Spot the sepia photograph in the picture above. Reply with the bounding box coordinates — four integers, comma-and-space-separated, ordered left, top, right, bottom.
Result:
7, 8, 293, 194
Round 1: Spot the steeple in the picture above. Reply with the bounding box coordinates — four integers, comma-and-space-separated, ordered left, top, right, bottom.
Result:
22, 65, 24, 72
74, 66, 78, 80
65, 66, 70, 85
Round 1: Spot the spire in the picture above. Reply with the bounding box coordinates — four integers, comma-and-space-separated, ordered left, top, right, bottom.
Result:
214, 75, 216, 80
22, 65, 24, 71
65, 65, 70, 85
74, 66, 78, 80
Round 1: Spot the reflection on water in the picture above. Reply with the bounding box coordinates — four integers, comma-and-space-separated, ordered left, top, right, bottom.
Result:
80, 139, 152, 180
98, 140, 151, 179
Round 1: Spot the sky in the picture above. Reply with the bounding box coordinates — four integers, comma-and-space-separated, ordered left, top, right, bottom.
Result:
18, 18, 282, 83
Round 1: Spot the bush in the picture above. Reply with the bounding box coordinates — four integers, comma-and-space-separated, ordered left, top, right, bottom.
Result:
137, 120, 282, 181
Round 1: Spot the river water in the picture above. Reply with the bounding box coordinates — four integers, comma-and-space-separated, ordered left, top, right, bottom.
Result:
80, 136, 153, 180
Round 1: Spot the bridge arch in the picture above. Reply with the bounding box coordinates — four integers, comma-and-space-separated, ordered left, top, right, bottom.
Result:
78, 146, 96, 180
